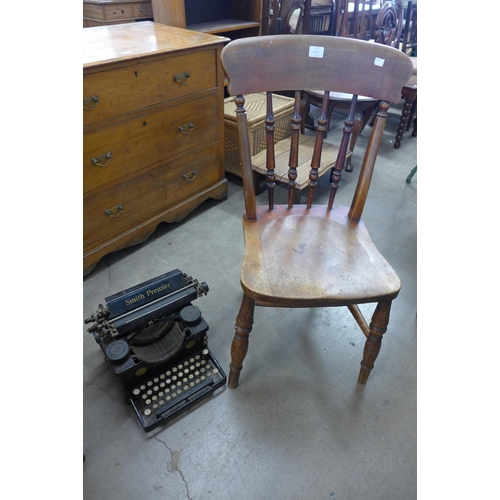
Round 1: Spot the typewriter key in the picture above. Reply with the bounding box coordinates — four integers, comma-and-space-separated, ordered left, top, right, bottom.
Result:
189, 381, 195, 387
159, 400, 164, 406
172, 367, 177, 373
142, 394, 148, 400
166, 370, 171, 376
144, 409, 151, 416
183, 385, 189, 391
213, 368, 219, 374
140, 384, 146, 390
145, 399, 151, 405
160, 382, 165, 388
158, 391, 164, 397
147, 381, 153, 387
166, 378, 171, 384
195, 378, 200, 384
147, 389, 153, 396
176, 381, 182, 387
152, 404, 158, 410
152, 395, 157, 401
153, 377, 159, 383
159, 374, 165, 379
133, 388, 140, 396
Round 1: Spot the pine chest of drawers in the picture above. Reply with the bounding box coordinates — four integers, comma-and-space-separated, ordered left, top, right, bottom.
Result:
83, 22, 228, 276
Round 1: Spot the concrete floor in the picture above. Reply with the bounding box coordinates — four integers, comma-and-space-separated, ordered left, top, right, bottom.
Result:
83, 102, 417, 500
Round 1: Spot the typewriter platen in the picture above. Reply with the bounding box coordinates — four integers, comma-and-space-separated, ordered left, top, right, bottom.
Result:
85, 269, 226, 432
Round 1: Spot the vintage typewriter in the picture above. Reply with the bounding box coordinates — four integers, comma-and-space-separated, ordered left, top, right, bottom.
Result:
85, 269, 226, 432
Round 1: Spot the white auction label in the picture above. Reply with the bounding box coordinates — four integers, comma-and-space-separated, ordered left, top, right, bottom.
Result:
309, 46, 325, 58
374, 57, 385, 67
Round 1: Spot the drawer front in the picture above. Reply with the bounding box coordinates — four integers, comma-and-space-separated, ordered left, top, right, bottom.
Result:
83, 3, 152, 22
84, 49, 217, 126
84, 142, 221, 249
84, 92, 220, 194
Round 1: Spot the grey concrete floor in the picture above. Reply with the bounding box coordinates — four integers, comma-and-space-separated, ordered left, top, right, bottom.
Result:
83, 102, 417, 500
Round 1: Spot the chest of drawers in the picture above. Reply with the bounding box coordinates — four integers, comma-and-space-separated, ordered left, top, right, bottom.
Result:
83, 22, 228, 276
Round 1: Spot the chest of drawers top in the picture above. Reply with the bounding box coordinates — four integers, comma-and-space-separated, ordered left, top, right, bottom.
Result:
83, 21, 227, 69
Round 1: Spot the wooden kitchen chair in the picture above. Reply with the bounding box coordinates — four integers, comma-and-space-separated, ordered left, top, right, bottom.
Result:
221, 35, 412, 388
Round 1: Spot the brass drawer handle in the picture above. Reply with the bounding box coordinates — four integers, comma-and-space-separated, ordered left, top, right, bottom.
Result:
173, 71, 190, 85
105, 204, 124, 217
91, 152, 112, 167
83, 95, 99, 111
179, 122, 194, 134
183, 170, 197, 181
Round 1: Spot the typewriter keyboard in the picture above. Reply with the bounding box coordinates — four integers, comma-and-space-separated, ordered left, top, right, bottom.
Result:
128, 349, 225, 430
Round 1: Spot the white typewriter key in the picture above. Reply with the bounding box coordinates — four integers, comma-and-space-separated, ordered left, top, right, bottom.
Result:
172, 375, 177, 381
172, 367, 177, 373
133, 388, 140, 396
194, 370, 200, 376
195, 362, 201, 368
158, 391, 164, 397
152, 404, 158, 409
140, 384, 146, 390
184, 360, 189, 366
189, 365, 195, 371
202, 348, 209, 356
182, 377, 188, 383
159, 400, 164, 406
188, 374, 194, 380
171, 385, 176, 391
166, 378, 171, 384
144, 409, 151, 416
176, 389, 182, 396
177, 364, 183, 370
147, 381, 153, 387
165, 388, 170, 394
166, 370, 171, 376
195, 378, 200, 384
190, 382, 195, 387
153, 386, 159, 391
147, 389, 153, 396
213, 368, 219, 374
183, 385, 189, 391
189, 357, 195, 363
166, 395, 171, 401
159, 374, 165, 379
159, 382, 165, 388
195, 354, 200, 360
206, 371, 212, 377
200, 368, 205, 373
152, 395, 158, 401
184, 368, 189, 374
153, 377, 159, 383
142, 394, 148, 400
200, 375, 206, 381
145, 399, 151, 405
176, 381, 182, 387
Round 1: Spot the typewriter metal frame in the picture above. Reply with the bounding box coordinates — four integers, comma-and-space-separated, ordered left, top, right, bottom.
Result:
85, 269, 226, 432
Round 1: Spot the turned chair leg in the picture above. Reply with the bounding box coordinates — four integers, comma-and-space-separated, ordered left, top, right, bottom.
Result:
358, 300, 392, 384
228, 293, 255, 388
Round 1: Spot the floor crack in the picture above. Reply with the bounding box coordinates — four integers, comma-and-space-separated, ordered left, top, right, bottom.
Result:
154, 436, 192, 500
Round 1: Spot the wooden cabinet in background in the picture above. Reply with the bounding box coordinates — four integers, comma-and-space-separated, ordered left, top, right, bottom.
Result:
151, 0, 263, 40
83, 0, 153, 27
83, 22, 229, 276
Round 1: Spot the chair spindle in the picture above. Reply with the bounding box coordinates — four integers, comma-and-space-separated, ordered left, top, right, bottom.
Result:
286, 90, 303, 208
328, 94, 358, 210
306, 90, 330, 208
265, 92, 277, 210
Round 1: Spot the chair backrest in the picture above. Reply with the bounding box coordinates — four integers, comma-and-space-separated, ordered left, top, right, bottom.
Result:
334, 0, 375, 40
221, 35, 412, 221
373, 0, 403, 47
401, 0, 417, 54
307, 2, 335, 36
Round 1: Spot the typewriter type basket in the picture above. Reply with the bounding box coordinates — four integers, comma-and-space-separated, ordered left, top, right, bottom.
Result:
224, 92, 295, 177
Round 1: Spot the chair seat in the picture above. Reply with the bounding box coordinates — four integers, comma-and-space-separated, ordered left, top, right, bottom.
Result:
240, 205, 401, 307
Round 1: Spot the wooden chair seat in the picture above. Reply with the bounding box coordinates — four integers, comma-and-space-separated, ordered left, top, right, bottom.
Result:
241, 205, 401, 307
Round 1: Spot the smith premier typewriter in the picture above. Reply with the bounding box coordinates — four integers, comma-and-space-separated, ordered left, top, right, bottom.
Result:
85, 269, 226, 432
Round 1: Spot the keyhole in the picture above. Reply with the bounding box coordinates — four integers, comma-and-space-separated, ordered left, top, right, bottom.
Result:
135, 71, 138, 77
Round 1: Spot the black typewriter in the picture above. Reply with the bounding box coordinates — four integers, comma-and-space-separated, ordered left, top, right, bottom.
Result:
85, 269, 226, 432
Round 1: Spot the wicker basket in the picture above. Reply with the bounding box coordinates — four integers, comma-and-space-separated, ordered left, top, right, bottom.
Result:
224, 93, 295, 177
